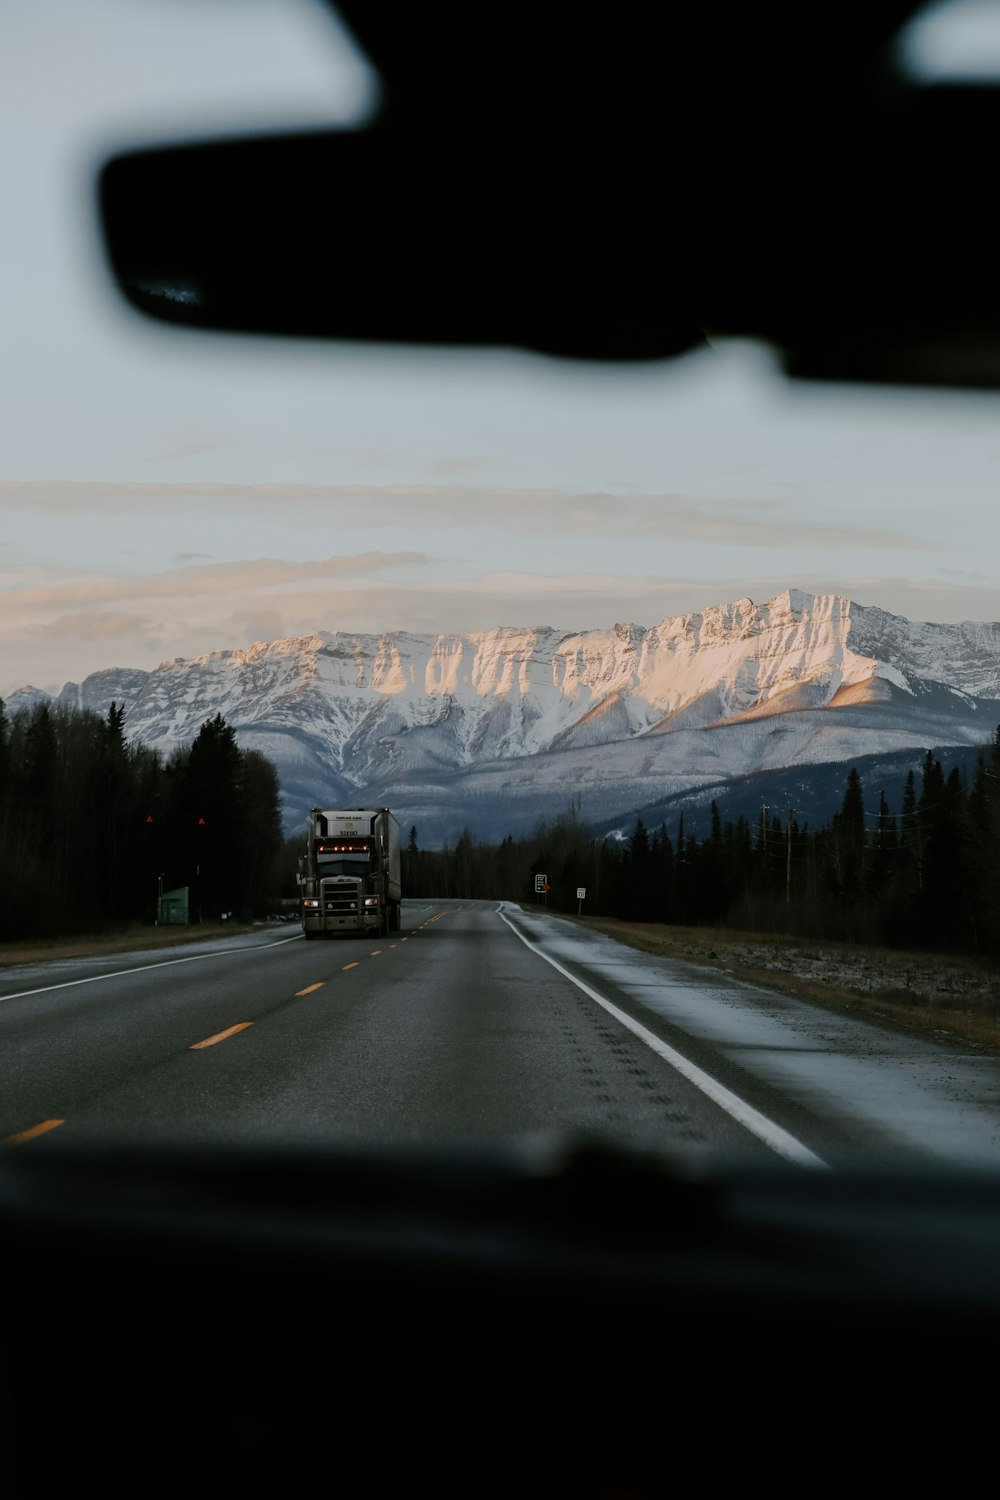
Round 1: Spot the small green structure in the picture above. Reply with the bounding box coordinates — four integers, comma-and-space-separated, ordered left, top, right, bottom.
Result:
157, 886, 189, 925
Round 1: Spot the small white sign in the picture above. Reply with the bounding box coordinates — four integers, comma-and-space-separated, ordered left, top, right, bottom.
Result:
535, 874, 547, 892
577, 888, 586, 900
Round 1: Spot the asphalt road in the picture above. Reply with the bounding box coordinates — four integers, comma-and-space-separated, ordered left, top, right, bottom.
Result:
3, 899, 1000, 1168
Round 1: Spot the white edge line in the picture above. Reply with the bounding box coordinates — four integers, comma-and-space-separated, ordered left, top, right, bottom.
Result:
497, 905, 827, 1170
0, 933, 303, 1004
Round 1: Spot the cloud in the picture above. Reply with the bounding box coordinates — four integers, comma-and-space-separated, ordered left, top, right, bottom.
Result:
4, 568, 999, 700
935, 566, 993, 583
820, 576, 1000, 626
0, 481, 936, 549
432, 457, 484, 475
0, 551, 428, 616
188, 571, 1000, 637
151, 551, 427, 592
232, 609, 292, 646
145, 439, 224, 465
32, 611, 161, 642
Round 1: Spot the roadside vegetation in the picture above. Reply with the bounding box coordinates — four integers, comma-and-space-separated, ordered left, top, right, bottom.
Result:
0, 700, 283, 940
404, 728, 1000, 964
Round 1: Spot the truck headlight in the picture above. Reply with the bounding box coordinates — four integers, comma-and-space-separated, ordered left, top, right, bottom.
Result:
364, 897, 380, 907
303, 899, 320, 908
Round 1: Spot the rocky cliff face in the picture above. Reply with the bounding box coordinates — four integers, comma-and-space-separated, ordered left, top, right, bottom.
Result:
9, 591, 1000, 836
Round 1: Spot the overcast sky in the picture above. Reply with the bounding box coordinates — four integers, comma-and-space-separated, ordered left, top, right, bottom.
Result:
3, 0, 1000, 698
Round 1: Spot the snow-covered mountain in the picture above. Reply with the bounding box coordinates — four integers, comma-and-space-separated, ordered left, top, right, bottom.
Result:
8, 590, 1000, 840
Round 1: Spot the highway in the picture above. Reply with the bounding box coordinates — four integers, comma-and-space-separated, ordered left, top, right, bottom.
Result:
3, 899, 1000, 1168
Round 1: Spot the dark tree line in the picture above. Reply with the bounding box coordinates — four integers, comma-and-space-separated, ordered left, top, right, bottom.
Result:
402, 729, 1000, 956
0, 700, 282, 940
16, 692, 991, 954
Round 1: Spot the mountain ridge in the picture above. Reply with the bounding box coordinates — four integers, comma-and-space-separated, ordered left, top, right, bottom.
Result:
7, 590, 1000, 839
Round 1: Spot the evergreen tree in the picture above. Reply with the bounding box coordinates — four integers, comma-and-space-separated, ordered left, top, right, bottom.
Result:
0, 698, 9, 823
832, 767, 866, 901
971, 727, 1000, 947
402, 824, 420, 897
897, 768, 920, 912
179, 715, 242, 919
235, 749, 282, 918
0, 701, 282, 940
625, 820, 656, 920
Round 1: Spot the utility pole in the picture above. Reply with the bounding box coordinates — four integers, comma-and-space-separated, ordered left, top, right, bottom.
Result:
786, 803, 794, 906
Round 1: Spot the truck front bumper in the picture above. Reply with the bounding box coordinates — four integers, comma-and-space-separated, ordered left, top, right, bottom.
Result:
303, 910, 381, 934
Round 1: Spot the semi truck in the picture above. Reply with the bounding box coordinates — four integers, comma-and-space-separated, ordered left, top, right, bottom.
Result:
299, 807, 402, 939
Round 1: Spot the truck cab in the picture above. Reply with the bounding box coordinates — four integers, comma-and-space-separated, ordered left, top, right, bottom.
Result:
301, 808, 401, 939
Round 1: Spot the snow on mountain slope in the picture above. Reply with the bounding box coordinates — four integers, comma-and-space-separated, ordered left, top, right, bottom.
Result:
6, 591, 1000, 835
363, 698, 995, 844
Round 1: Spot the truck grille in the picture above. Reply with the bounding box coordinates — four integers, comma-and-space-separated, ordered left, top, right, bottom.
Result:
322, 884, 358, 914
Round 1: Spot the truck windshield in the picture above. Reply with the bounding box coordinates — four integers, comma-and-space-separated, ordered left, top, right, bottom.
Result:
318, 855, 369, 877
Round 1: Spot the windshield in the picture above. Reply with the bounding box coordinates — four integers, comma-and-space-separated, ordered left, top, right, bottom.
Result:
319, 856, 369, 877
3, 0, 1000, 1179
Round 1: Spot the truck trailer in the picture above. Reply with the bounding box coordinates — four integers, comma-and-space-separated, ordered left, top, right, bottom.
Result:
300, 808, 402, 939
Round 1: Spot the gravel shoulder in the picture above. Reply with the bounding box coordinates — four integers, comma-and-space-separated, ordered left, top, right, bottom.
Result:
554, 914, 1000, 1056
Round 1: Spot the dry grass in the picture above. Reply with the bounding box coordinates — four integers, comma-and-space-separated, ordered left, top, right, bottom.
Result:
0, 923, 274, 969
552, 914, 1000, 1055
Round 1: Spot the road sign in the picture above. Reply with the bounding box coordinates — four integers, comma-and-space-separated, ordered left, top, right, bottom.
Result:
534, 874, 547, 893
577, 888, 586, 899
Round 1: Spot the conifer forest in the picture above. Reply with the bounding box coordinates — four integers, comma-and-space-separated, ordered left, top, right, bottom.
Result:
4, 696, 1000, 958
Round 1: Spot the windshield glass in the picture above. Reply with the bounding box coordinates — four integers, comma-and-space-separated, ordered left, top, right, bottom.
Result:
3, 0, 1000, 1179
319, 857, 369, 876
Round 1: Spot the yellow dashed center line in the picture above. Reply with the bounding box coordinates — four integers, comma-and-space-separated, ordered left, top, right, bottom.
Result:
3, 925, 421, 1150
190, 1022, 253, 1050
2, 1118, 64, 1148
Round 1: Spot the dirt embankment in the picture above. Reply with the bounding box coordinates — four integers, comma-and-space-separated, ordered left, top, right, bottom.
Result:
559, 916, 1000, 1055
